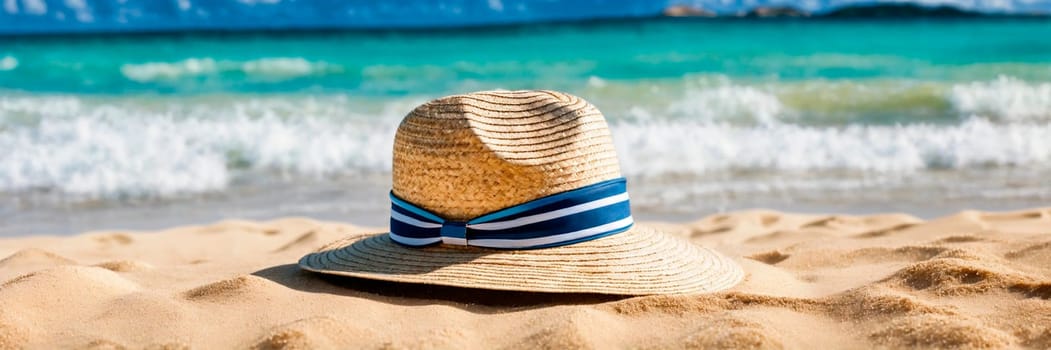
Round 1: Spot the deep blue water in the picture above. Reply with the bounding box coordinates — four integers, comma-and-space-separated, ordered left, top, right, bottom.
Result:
2, 0, 1050, 34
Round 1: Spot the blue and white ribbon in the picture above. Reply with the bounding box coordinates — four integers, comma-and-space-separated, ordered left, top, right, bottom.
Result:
389, 178, 634, 249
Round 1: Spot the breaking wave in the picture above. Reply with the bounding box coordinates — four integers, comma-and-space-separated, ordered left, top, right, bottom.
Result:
612, 118, 1051, 177
120, 58, 343, 82
950, 76, 1051, 122
2, 87, 1051, 199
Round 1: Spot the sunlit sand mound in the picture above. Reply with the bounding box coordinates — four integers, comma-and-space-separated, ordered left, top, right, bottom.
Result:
0, 248, 77, 280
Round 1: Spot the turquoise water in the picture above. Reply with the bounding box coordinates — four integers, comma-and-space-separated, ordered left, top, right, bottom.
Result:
2, 19, 1051, 233
4, 20, 1051, 94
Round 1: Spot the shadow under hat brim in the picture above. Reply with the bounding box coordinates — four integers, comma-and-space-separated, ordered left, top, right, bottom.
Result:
298, 224, 743, 296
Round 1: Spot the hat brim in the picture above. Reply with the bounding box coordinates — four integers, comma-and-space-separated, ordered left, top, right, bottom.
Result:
298, 224, 743, 295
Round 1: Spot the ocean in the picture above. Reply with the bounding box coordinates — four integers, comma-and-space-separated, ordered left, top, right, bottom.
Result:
2, 18, 1051, 234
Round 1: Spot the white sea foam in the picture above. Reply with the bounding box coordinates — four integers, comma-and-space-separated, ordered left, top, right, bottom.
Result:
120, 58, 219, 82
240, 58, 341, 78
120, 57, 341, 82
598, 77, 790, 124
0, 96, 399, 198
3, 89, 1051, 199
0, 95, 84, 118
610, 117, 1051, 176
0, 55, 17, 71
607, 75, 1051, 124
666, 83, 786, 124
950, 76, 1051, 122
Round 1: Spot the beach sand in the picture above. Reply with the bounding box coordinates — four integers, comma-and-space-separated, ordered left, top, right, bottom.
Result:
1, 208, 1049, 349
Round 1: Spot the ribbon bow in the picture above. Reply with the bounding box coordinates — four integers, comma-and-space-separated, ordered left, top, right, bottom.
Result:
388, 178, 634, 249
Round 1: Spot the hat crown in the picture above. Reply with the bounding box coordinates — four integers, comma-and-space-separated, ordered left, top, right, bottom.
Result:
392, 90, 622, 221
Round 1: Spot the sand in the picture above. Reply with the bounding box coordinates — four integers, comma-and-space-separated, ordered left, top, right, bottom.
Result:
1, 208, 1049, 349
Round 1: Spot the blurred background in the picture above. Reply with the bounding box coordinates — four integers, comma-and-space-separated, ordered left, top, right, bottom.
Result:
1, 0, 1049, 235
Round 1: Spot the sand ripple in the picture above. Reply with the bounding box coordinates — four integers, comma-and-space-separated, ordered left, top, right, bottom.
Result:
0, 208, 1048, 348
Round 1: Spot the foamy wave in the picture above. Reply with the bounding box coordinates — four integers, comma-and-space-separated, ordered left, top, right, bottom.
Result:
241, 58, 342, 78
950, 76, 1051, 122
611, 118, 1051, 176
4, 93, 1051, 199
0, 95, 84, 116
605, 75, 1051, 124
0, 55, 17, 71
594, 77, 790, 124
0, 96, 400, 198
120, 57, 341, 82
600, 76, 931, 125
121, 58, 218, 82
667, 83, 785, 124
1, 115, 397, 198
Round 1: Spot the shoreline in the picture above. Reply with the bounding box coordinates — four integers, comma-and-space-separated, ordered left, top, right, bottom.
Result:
4, 185, 1049, 236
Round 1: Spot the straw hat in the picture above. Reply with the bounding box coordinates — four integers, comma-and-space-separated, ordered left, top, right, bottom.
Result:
299, 90, 743, 295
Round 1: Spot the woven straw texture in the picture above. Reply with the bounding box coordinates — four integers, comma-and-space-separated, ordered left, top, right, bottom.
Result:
299, 90, 744, 295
